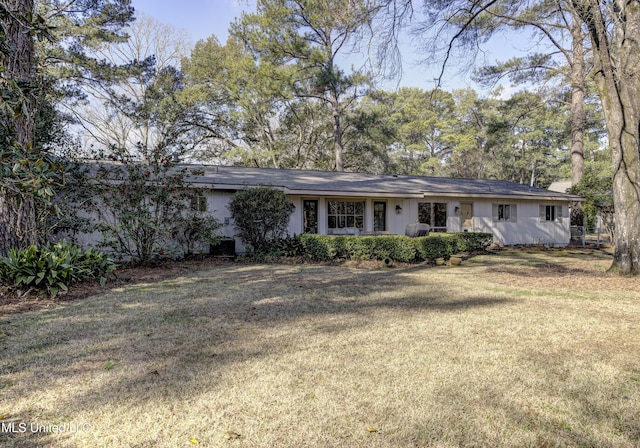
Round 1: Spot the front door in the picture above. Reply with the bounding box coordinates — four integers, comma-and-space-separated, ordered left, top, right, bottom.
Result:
460, 202, 473, 229
303, 200, 318, 233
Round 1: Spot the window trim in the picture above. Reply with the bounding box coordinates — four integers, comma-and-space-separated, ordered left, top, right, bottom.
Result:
492, 203, 518, 223
327, 199, 365, 231
540, 204, 563, 223
418, 201, 448, 230
190, 195, 207, 212
303, 199, 319, 234
373, 201, 387, 232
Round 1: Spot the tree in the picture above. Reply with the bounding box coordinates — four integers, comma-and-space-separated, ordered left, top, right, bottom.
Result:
181, 35, 321, 167
387, 87, 456, 175
227, 186, 295, 254
568, 167, 613, 241
0, 0, 62, 255
444, 88, 499, 179
488, 90, 568, 187
574, 0, 640, 274
88, 142, 221, 265
0, 0, 134, 255
381, 0, 640, 274
71, 14, 191, 152
469, 1, 590, 187
232, 0, 376, 171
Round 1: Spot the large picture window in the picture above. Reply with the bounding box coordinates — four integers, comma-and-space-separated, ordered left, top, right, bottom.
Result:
327, 200, 364, 230
418, 202, 447, 229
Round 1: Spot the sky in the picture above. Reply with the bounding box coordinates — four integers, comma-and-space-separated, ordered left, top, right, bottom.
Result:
129, 0, 531, 93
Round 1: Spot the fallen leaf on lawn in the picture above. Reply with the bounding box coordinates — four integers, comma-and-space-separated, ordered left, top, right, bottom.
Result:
366, 426, 378, 433
189, 438, 199, 445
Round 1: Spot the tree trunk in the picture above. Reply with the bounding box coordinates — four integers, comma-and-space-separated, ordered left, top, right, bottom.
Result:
570, 11, 585, 187
0, 193, 37, 254
0, 0, 38, 255
580, 0, 640, 274
330, 91, 344, 172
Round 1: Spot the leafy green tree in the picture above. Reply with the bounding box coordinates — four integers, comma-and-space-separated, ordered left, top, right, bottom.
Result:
0, 0, 134, 254
88, 142, 221, 265
488, 90, 568, 187
342, 92, 397, 174
380, 0, 640, 274
227, 186, 295, 254
232, 0, 376, 171
387, 87, 455, 175
181, 35, 315, 166
443, 88, 499, 179
468, 1, 589, 186
568, 167, 613, 241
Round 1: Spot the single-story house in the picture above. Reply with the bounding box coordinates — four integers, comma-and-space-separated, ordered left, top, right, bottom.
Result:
186, 165, 581, 251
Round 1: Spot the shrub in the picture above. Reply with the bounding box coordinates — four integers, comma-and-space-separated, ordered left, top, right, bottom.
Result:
86, 143, 222, 265
174, 213, 223, 257
297, 233, 493, 263
298, 234, 337, 261
413, 234, 464, 260
376, 235, 417, 262
227, 186, 295, 254
0, 241, 116, 296
458, 232, 494, 252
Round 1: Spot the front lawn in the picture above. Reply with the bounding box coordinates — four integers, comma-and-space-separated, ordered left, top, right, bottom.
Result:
1, 249, 639, 447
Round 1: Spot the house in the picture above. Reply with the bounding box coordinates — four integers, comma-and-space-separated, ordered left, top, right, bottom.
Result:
186, 165, 581, 251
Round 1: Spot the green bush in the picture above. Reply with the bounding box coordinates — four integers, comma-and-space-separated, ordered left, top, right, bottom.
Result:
458, 232, 494, 251
297, 233, 493, 263
228, 186, 295, 254
0, 241, 116, 296
298, 234, 338, 261
413, 234, 464, 260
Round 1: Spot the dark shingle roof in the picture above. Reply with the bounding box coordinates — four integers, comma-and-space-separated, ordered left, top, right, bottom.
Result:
188, 165, 580, 201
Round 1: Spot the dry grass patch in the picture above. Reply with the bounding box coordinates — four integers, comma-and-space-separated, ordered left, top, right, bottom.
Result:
1, 250, 639, 447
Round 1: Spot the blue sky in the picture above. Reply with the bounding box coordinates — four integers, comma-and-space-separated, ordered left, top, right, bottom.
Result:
129, 0, 529, 92
130, 0, 250, 42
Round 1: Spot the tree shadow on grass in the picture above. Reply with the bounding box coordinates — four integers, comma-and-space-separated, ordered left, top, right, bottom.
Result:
0, 263, 515, 446
403, 374, 640, 448
466, 249, 616, 280
2, 261, 639, 446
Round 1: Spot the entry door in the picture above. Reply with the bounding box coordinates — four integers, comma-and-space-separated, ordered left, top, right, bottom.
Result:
460, 202, 473, 229
303, 200, 318, 233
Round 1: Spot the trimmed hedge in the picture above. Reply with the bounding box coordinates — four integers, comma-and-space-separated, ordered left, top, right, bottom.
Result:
298, 232, 493, 263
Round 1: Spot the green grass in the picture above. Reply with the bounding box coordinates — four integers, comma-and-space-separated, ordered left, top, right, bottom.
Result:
0, 250, 639, 447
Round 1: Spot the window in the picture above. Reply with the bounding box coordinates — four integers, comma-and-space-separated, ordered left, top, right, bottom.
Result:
540, 205, 562, 222
190, 195, 207, 212
327, 200, 364, 230
492, 203, 517, 222
303, 200, 318, 233
373, 202, 386, 232
418, 202, 447, 229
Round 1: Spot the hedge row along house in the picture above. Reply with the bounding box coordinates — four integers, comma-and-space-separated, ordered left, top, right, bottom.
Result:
178, 166, 581, 253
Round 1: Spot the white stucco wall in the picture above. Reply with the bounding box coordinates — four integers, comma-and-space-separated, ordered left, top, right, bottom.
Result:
473, 200, 570, 246
204, 191, 571, 250
72, 190, 571, 254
